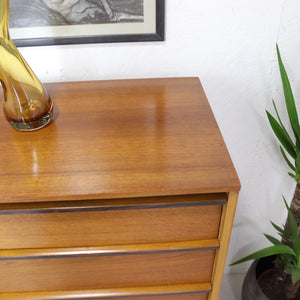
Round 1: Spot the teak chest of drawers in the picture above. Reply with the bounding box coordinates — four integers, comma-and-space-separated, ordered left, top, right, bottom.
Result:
0, 78, 240, 300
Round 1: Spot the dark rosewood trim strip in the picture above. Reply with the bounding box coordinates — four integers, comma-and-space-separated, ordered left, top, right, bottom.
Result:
0, 247, 218, 261
0, 240, 219, 261
0, 194, 226, 215
0, 201, 225, 215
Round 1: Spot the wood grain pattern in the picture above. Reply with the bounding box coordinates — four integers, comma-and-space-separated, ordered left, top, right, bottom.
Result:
0, 239, 219, 260
0, 78, 240, 299
0, 78, 240, 204
0, 250, 215, 293
0, 199, 222, 249
0, 283, 210, 300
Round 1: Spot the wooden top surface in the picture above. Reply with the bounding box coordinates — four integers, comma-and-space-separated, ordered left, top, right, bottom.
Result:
0, 77, 240, 203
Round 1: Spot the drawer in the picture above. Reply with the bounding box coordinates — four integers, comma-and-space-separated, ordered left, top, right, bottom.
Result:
0, 194, 225, 249
0, 248, 215, 293
0, 283, 210, 300
0, 293, 209, 300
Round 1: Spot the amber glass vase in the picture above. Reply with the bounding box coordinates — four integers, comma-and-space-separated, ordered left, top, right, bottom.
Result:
0, 0, 53, 131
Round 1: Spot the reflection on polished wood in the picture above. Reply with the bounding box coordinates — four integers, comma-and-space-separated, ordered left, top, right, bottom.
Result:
0, 78, 240, 300
0, 77, 239, 204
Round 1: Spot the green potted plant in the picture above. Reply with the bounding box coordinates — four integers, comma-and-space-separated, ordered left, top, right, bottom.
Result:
231, 45, 300, 299
231, 198, 300, 299
266, 45, 300, 218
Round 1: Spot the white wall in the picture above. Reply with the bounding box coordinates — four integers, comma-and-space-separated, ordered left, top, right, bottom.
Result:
16, 0, 300, 276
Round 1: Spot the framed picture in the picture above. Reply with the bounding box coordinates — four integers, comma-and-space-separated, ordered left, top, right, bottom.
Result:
9, 0, 165, 47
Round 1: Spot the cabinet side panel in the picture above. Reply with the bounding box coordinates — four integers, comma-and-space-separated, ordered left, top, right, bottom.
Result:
209, 191, 239, 300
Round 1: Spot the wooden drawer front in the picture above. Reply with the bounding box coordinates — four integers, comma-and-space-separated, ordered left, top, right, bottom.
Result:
0, 293, 208, 300
0, 285, 209, 300
0, 195, 224, 249
0, 249, 215, 293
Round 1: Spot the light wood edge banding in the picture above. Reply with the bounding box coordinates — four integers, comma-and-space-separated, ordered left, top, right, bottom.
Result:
0, 239, 219, 261
209, 191, 239, 300
0, 283, 211, 300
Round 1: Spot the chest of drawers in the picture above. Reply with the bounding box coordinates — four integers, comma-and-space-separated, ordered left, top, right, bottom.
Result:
0, 78, 240, 300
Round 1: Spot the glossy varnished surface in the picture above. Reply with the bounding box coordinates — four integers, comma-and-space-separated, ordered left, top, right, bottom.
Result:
0, 200, 223, 249
0, 77, 240, 203
0, 283, 210, 300
0, 249, 215, 292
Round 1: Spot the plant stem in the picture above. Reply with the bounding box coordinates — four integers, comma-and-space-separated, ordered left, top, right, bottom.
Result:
290, 183, 300, 227
285, 277, 300, 299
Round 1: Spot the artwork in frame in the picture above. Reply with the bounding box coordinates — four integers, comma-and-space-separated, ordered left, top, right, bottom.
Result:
9, 0, 165, 47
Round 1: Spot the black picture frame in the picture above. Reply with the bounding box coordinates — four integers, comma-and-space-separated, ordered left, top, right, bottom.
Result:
10, 0, 165, 47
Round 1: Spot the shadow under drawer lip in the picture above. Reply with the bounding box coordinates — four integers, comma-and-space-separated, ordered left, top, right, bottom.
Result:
0, 239, 219, 260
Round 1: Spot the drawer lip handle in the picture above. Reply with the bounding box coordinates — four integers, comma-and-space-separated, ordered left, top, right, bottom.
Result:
0, 201, 226, 215
0, 239, 219, 261
0, 194, 227, 215
0, 283, 212, 299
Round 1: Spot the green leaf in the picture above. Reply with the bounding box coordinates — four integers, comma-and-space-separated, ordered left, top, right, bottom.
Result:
264, 233, 281, 245
289, 172, 297, 179
273, 100, 298, 153
291, 267, 300, 285
278, 255, 293, 268
266, 110, 297, 158
271, 221, 290, 242
271, 221, 285, 235
272, 100, 284, 126
276, 45, 300, 147
280, 146, 296, 171
230, 244, 296, 266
